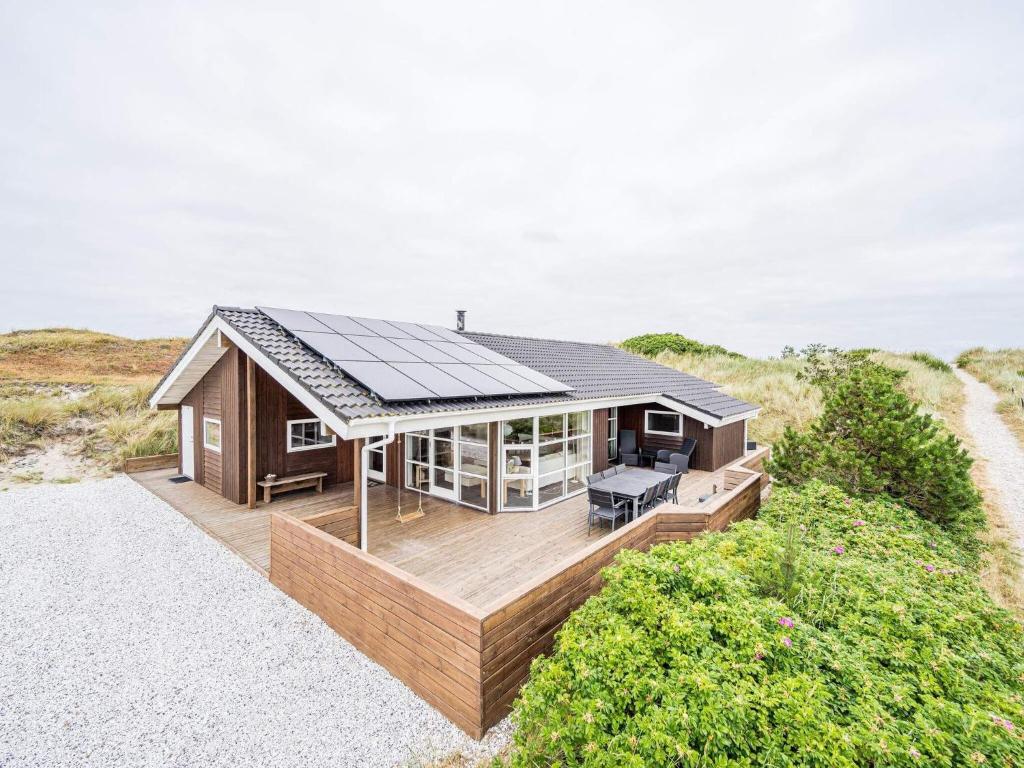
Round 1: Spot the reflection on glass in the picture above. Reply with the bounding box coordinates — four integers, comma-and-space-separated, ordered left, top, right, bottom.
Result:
538, 472, 564, 505
460, 442, 488, 476
434, 427, 454, 441
460, 423, 488, 444
433, 466, 455, 491
504, 447, 532, 474
434, 439, 454, 469
538, 414, 564, 442
502, 418, 533, 444
406, 461, 429, 491
503, 478, 533, 508
539, 441, 565, 473
567, 411, 590, 437
406, 434, 429, 463
566, 465, 587, 494
566, 436, 590, 467
460, 476, 487, 509
607, 437, 618, 461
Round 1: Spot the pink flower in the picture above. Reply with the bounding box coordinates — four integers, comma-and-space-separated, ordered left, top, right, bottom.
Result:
924, 564, 935, 573
754, 651, 764, 660
909, 747, 922, 760
928, 541, 938, 550
852, 519, 866, 527
992, 715, 1014, 732
778, 616, 795, 628
833, 545, 845, 555
843, 498, 852, 506
781, 636, 792, 648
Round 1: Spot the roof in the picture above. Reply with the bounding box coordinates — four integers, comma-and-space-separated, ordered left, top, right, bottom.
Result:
155, 307, 758, 424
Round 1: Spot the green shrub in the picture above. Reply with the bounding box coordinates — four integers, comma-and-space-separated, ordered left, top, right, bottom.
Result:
505, 483, 1024, 767
621, 333, 742, 359
909, 351, 953, 373
767, 350, 983, 542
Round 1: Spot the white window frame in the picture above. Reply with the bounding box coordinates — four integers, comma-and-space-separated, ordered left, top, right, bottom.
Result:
404, 425, 490, 512
607, 406, 618, 461
286, 418, 337, 453
499, 411, 592, 511
644, 409, 683, 437
203, 417, 222, 453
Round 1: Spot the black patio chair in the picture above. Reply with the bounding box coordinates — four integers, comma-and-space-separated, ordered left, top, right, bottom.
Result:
636, 484, 660, 515
670, 438, 698, 474
665, 472, 682, 504
601, 468, 617, 479
586, 472, 603, 485
622, 452, 640, 466
656, 449, 672, 463
654, 461, 676, 474
656, 476, 674, 503
587, 488, 628, 534
619, 429, 637, 456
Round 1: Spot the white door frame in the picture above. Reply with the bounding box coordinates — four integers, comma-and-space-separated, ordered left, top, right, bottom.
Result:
429, 432, 457, 500
367, 437, 387, 482
180, 405, 195, 479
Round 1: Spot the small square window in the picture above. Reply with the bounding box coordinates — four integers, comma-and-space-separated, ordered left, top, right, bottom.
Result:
203, 418, 222, 452
287, 419, 337, 452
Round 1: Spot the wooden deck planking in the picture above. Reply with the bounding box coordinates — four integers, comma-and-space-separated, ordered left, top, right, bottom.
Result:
133, 466, 720, 604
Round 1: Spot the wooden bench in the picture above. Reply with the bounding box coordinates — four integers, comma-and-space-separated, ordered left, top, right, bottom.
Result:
256, 472, 327, 504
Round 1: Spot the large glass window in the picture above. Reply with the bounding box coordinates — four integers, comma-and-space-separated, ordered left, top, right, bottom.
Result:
500, 411, 592, 510
405, 423, 489, 511
645, 410, 682, 436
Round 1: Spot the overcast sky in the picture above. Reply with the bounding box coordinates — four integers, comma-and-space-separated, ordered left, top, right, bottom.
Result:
1, 1, 1021, 358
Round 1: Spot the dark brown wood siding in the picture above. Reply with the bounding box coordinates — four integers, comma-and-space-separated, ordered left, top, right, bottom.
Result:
617, 402, 747, 471
591, 408, 610, 473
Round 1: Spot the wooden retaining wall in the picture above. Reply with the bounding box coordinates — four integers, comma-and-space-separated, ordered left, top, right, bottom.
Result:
123, 453, 179, 474
269, 452, 769, 739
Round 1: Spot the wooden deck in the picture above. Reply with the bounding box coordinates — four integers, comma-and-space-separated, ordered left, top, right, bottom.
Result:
133, 465, 726, 606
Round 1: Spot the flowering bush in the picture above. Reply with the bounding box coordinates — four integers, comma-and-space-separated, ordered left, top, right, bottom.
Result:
505, 483, 1023, 767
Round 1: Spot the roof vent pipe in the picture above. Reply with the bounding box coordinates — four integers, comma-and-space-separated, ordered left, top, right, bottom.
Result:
456, 310, 466, 331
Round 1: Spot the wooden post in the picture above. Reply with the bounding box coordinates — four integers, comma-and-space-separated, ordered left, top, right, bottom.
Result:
246, 357, 256, 509
352, 438, 364, 545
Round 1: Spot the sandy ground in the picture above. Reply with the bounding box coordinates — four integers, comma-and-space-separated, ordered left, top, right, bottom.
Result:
956, 369, 1024, 553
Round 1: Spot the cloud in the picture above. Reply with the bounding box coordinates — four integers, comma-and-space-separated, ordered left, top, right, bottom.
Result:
0, 1, 1021, 356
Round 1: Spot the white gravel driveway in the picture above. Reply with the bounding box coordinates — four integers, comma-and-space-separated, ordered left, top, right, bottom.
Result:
956, 368, 1024, 553
0, 476, 509, 767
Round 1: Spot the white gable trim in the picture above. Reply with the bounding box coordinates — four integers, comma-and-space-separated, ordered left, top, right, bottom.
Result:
148, 316, 352, 440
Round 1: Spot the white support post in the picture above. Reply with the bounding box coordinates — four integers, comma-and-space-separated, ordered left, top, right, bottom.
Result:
360, 421, 396, 552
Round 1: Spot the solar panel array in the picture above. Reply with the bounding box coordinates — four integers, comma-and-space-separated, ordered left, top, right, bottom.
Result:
257, 307, 574, 402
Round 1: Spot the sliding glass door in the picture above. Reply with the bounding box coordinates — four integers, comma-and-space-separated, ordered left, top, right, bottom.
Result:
405, 424, 489, 511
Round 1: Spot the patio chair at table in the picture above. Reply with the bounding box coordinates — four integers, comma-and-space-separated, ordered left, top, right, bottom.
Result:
636, 485, 660, 516
601, 467, 617, 479
656, 476, 674, 504
665, 472, 683, 504
586, 472, 603, 485
587, 488, 628, 534
614, 464, 628, 475
654, 461, 676, 474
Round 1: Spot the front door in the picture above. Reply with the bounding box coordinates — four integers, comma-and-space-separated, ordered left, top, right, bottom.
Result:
429, 428, 457, 500
180, 405, 195, 479
367, 438, 386, 482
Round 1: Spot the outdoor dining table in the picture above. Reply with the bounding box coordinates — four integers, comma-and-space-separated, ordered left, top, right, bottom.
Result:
589, 467, 667, 522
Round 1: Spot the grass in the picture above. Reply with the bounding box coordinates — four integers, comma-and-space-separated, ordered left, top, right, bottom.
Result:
0, 328, 186, 384
0, 328, 186, 470
957, 347, 1024, 450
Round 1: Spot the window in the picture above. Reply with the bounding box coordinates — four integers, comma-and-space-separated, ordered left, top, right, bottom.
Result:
405, 423, 490, 511
500, 411, 592, 511
287, 418, 337, 452
607, 407, 618, 461
645, 410, 682, 437
203, 417, 222, 452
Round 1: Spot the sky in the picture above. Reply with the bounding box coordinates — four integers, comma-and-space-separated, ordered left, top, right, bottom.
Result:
1, 1, 1022, 359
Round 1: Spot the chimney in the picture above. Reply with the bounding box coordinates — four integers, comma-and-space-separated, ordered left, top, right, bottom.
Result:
456, 310, 466, 331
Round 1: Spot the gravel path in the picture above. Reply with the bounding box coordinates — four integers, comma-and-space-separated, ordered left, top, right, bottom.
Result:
956, 369, 1024, 553
0, 477, 510, 767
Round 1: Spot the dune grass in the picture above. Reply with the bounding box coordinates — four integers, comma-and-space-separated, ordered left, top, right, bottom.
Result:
957, 347, 1024, 450
0, 329, 186, 469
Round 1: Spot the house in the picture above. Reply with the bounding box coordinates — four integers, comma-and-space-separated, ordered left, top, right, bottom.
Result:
147, 306, 766, 737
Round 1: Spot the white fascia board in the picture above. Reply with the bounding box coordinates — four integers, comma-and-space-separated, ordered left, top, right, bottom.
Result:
148, 320, 221, 408
344, 393, 669, 438
150, 315, 351, 441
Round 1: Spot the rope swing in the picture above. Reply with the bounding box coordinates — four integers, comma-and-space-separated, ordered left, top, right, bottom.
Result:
395, 433, 425, 523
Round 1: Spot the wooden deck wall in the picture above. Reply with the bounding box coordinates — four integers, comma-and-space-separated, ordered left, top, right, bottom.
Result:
268, 448, 770, 739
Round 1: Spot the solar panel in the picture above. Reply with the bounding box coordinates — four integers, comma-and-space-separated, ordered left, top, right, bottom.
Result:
256, 307, 573, 402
